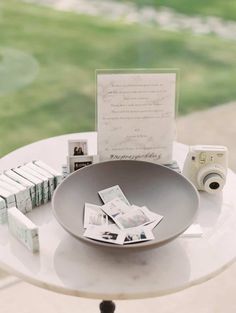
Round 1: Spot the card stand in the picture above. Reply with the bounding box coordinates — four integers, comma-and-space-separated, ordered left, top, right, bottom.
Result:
66, 139, 99, 175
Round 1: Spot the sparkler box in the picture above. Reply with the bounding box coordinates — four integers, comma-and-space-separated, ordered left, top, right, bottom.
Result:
13, 167, 43, 206
0, 174, 32, 212
5, 170, 37, 208
25, 162, 55, 200
0, 196, 7, 224
0, 186, 16, 208
21, 165, 49, 204
0, 180, 28, 214
8, 207, 39, 253
34, 160, 62, 187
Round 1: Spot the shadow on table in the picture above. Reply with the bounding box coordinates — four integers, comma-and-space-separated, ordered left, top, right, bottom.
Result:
53, 234, 191, 299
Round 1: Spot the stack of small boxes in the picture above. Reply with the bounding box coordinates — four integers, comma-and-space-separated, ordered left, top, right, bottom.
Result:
0, 160, 62, 253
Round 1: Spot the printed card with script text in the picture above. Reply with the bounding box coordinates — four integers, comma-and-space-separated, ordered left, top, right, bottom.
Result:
96, 70, 178, 164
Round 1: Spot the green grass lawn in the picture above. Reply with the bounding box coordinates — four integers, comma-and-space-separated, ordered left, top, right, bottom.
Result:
121, 0, 236, 21
1, 0, 236, 155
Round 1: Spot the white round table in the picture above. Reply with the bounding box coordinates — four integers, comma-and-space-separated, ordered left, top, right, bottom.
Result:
0, 132, 236, 306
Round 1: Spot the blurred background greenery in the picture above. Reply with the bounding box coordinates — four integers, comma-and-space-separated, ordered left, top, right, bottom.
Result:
0, 0, 236, 156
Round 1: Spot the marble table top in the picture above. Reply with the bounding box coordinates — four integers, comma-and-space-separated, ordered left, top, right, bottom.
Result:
0, 132, 236, 300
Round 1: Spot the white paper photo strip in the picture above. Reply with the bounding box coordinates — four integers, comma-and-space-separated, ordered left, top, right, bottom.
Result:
25, 162, 54, 200
33, 160, 62, 187
0, 174, 32, 212
5, 170, 37, 208
0, 186, 16, 208
8, 207, 39, 253
20, 165, 49, 204
0, 196, 7, 224
13, 167, 43, 206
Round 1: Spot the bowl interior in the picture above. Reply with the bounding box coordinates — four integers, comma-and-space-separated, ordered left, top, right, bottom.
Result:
52, 160, 199, 250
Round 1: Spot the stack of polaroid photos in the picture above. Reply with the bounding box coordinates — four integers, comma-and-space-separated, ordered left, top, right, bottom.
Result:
83, 185, 164, 245
62, 139, 98, 178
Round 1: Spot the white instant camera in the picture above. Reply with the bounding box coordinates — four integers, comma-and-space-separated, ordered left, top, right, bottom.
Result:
183, 145, 228, 194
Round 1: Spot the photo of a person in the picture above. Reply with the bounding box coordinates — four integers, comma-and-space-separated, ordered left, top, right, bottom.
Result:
68, 139, 88, 157
74, 146, 84, 156
102, 231, 118, 241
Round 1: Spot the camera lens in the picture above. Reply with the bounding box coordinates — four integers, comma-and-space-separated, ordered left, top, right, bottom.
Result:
209, 182, 220, 190
202, 173, 225, 194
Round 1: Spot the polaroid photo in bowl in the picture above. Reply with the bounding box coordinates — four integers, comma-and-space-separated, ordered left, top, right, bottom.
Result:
83, 224, 125, 245
101, 197, 130, 220
98, 185, 130, 205
68, 139, 88, 157
84, 203, 109, 229
124, 228, 154, 244
115, 207, 151, 229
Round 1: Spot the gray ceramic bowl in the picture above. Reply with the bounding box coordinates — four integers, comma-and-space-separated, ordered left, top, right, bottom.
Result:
52, 160, 199, 250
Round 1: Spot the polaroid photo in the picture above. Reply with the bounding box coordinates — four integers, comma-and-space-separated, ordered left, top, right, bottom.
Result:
115, 207, 152, 230
124, 228, 154, 244
139, 206, 164, 227
83, 224, 125, 245
84, 203, 109, 228
68, 155, 95, 173
101, 197, 130, 220
98, 185, 130, 205
68, 139, 88, 157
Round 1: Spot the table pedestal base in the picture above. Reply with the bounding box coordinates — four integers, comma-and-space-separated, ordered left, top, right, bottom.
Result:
99, 301, 116, 313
